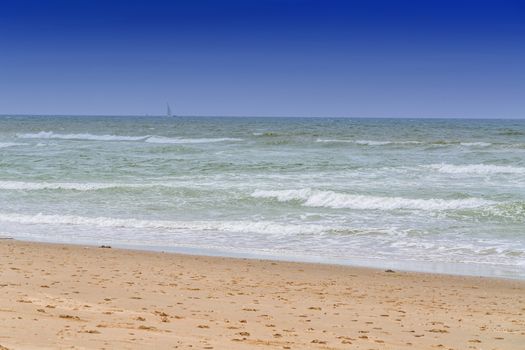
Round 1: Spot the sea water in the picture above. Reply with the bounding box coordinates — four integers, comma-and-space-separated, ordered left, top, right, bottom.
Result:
1, 116, 524, 278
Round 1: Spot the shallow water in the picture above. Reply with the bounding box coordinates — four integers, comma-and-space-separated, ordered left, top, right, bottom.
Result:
1, 116, 524, 278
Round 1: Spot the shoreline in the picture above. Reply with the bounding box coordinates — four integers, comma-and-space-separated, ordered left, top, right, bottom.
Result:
1, 239, 524, 349
7, 237, 518, 281
113, 242, 525, 281
5, 236, 524, 280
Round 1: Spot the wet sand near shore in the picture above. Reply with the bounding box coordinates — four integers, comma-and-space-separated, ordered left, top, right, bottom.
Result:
0, 240, 524, 349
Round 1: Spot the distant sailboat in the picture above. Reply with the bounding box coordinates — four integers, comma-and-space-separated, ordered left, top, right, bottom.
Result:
166, 103, 173, 117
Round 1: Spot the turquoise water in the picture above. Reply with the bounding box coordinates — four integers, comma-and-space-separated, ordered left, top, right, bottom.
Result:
1, 116, 524, 278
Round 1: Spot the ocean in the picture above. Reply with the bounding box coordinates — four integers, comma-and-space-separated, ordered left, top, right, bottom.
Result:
1, 116, 524, 278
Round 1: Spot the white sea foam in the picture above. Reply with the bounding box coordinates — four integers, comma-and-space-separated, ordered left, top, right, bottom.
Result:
316, 139, 421, 145
16, 132, 243, 144
0, 142, 27, 148
316, 139, 355, 143
428, 163, 525, 174
476, 202, 525, 221
0, 212, 331, 235
17, 131, 148, 141
0, 181, 150, 191
355, 140, 393, 146
251, 189, 493, 210
0, 180, 249, 192
316, 139, 498, 148
145, 136, 243, 144
460, 142, 492, 147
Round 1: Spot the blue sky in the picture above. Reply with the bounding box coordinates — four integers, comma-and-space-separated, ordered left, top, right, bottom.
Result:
0, 0, 524, 117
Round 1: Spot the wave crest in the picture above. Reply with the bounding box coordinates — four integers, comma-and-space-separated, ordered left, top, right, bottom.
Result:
251, 189, 493, 210
316, 139, 421, 145
459, 142, 492, 147
0, 142, 27, 148
427, 163, 525, 175
145, 136, 242, 144
0, 212, 331, 235
0, 180, 149, 191
17, 131, 148, 141
16, 132, 243, 144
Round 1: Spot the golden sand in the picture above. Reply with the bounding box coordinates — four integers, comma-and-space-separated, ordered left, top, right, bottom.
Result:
0, 240, 524, 349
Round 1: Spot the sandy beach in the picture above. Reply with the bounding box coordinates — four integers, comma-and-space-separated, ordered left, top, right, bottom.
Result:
0, 240, 523, 349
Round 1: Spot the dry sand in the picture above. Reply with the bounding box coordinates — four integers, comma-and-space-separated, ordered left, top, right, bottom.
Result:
0, 240, 524, 349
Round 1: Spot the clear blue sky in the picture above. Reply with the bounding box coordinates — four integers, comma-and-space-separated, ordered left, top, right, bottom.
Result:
1, 0, 524, 118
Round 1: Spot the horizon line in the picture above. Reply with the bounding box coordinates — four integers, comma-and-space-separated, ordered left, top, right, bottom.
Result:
1, 113, 524, 120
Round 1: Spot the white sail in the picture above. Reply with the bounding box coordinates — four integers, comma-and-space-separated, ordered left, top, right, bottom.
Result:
167, 103, 172, 117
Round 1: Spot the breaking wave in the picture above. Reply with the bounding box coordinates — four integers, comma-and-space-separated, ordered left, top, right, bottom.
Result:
316, 139, 421, 145
0, 212, 333, 236
16, 131, 148, 141
316, 139, 497, 148
0, 142, 27, 148
251, 189, 493, 210
16, 132, 242, 144
460, 142, 492, 147
145, 136, 243, 144
0, 180, 152, 191
427, 163, 525, 175
316, 139, 506, 148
